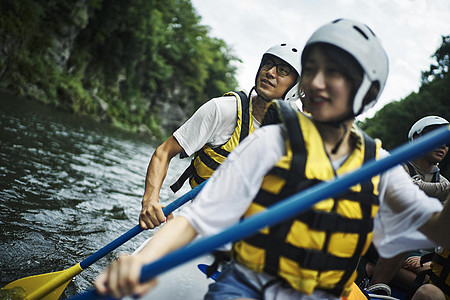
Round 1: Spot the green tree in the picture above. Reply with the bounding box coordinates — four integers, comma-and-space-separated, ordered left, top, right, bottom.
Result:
360, 35, 450, 177
1, 0, 240, 138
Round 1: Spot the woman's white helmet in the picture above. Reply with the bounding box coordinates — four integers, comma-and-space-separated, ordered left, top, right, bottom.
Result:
302, 19, 389, 116
256, 43, 302, 101
408, 116, 449, 141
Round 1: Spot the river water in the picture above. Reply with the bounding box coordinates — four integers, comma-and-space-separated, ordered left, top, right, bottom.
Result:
0, 91, 197, 298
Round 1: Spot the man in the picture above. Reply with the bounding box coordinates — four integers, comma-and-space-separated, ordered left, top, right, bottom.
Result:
139, 43, 302, 229
405, 116, 450, 203
366, 116, 450, 297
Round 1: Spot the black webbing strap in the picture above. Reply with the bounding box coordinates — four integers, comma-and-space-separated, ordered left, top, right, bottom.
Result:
237, 91, 250, 142
295, 198, 374, 233
429, 270, 450, 296
170, 149, 214, 193
205, 250, 231, 278
170, 91, 249, 192
170, 160, 195, 193
245, 233, 353, 272
405, 161, 417, 177
432, 170, 441, 183
259, 101, 309, 276
326, 132, 377, 296
405, 160, 440, 183
429, 252, 450, 295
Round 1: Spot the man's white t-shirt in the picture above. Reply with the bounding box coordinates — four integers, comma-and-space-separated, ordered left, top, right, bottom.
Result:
173, 95, 260, 157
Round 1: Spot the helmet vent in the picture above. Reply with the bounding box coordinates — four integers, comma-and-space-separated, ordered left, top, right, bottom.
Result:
353, 26, 369, 40
292, 48, 298, 52
365, 25, 376, 37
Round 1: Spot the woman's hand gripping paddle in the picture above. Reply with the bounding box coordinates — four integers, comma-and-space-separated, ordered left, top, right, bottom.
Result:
0, 181, 206, 300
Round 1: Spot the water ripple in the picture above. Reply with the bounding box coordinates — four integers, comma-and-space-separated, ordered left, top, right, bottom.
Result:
0, 92, 193, 297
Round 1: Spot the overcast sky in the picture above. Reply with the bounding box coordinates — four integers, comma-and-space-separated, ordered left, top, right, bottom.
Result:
190, 0, 450, 119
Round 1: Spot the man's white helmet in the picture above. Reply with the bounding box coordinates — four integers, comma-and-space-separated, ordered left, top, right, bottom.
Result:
256, 43, 302, 101
408, 116, 449, 141
302, 19, 389, 116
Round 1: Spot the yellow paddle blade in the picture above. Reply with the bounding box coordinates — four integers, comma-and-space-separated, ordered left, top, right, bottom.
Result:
1, 263, 83, 300
341, 282, 368, 300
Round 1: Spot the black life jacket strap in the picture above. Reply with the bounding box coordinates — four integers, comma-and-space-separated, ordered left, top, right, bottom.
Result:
170, 91, 249, 193
170, 153, 210, 193
428, 254, 450, 296
237, 91, 250, 141
296, 206, 374, 233
405, 162, 417, 177
327, 132, 376, 296
405, 161, 440, 183
432, 170, 441, 183
170, 160, 195, 193
245, 233, 355, 271
205, 250, 231, 278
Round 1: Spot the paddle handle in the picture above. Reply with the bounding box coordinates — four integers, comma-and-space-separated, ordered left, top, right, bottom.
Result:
79, 181, 206, 269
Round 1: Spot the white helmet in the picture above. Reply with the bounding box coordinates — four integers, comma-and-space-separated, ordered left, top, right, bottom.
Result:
256, 43, 302, 101
408, 116, 449, 141
302, 19, 389, 116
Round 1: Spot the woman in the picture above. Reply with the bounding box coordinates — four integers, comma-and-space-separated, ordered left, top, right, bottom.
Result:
94, 19, 450, 299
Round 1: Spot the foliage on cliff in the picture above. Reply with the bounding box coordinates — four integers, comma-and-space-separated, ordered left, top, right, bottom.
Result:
0, 0, 240, 138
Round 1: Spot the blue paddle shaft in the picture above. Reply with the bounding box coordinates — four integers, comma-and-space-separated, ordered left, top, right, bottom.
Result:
71, 126, 450, 300
79, 181, 206, 269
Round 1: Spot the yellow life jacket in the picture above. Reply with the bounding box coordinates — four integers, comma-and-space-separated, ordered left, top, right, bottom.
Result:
170, 91, 254, 192
429, 249, 450, 298
233, 100, 381, 297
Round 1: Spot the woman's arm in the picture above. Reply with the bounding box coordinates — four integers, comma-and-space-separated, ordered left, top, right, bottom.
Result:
374, 152, 445, 258
95, 124, 286, 298
419, 199, 450, 248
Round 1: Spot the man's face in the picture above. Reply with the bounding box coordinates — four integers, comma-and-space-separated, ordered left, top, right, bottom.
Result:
417, 126, 449, 164
255, 55, 297, 100
424, 144, 448, 165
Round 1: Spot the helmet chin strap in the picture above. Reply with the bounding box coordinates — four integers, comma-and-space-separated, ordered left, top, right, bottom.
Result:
314, 110, 354, 155
330, 123, 348, 155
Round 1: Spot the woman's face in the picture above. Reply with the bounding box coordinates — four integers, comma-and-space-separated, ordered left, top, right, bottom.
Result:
300, 47, 353, 122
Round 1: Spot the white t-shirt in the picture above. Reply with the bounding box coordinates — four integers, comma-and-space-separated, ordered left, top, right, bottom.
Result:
179, 124, 443, 258
173, 95, 260, 157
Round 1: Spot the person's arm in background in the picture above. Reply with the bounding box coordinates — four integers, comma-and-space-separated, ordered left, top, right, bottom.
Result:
412, 175, 450, 203
402, 163, 450, 203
